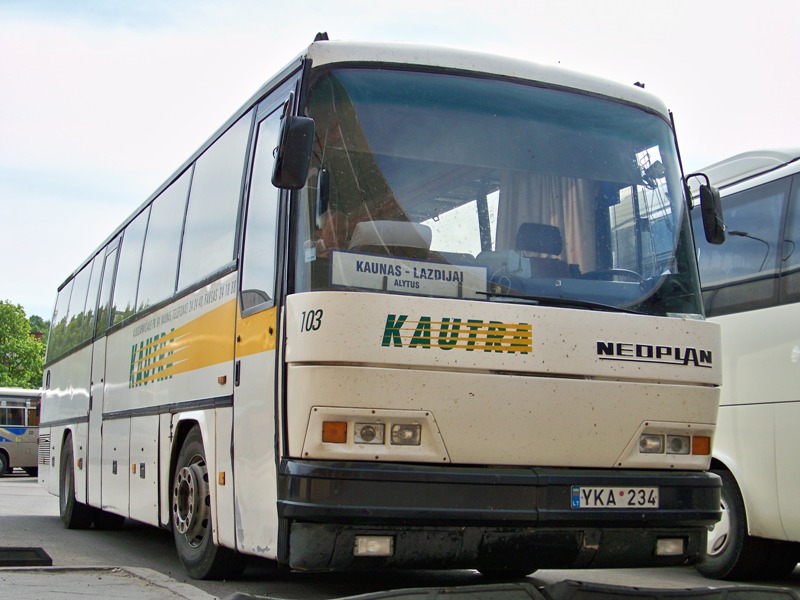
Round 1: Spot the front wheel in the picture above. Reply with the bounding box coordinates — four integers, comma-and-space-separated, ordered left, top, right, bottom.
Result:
697, 469, 770, 580
0, 452, 8, 476
172, 426, 247, 580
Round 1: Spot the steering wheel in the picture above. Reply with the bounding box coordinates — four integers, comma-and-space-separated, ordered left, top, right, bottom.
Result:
581, 268, 642, 282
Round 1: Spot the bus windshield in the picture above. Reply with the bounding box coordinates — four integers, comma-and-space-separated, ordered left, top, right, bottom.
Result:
293, 67, 702, 317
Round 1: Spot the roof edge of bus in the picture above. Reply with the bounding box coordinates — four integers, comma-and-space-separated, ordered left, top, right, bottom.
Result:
305, 39, 670, 118
695, 148, 800, 190
0, 387, 43, 396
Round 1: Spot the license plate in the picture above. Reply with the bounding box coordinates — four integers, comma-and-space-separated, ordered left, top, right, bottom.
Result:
571, 486, 659, 509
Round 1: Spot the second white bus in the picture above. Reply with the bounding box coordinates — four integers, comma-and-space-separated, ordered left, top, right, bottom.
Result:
693, 149, 800, 580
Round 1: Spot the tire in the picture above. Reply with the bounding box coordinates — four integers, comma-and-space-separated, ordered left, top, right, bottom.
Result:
172, 426, 247, 580
696, 469, 770, 580
0, 452, 8, 477
59, 433, 94, 529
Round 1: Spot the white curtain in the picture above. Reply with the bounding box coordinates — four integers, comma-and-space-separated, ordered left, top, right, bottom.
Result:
497, 172, 597, 271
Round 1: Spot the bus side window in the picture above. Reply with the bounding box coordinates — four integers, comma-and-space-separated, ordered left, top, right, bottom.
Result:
96, 245, 119, 338
178, 111, 253, 290
137, 170, 191, 311
111, 208, 150, 326
48, 279, 74, 362
6, 408, 24, 426
694, 178, 789, 316
28, 405, 40, 427
64, 260, 94, 351
780, 174, 800, 304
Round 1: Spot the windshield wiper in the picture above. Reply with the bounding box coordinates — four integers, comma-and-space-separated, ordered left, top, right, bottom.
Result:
476, 291, 642, 314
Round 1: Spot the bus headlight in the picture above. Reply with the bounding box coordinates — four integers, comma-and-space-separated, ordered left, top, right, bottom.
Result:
391, 424, 421, 446
639, 434, 664, 453
307, 407, 449, 462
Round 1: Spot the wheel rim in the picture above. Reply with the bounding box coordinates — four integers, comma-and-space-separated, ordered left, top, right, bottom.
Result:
707, 493, 731, 557
172, 457, 209, 548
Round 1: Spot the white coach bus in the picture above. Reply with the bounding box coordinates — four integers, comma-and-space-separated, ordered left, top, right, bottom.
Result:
692, 149, 800, 580
40, 37, 724, 580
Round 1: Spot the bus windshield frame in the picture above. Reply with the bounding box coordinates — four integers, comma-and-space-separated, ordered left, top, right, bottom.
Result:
292, 67, 703, 317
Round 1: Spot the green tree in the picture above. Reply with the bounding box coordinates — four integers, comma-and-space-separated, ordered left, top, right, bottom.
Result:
28, 314, 50, 348
0, 301, 45, 388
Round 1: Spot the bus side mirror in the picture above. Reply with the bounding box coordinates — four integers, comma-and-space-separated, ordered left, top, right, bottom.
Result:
272, 114, 315, 190
699, 184, 725, 245
686, 172, 725, 245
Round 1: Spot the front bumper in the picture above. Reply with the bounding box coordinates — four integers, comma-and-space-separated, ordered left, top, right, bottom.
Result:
277, 459, 720, 571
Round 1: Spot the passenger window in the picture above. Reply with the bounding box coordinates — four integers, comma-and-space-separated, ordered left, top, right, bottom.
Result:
694, 178, 790, 316
178, 112, 253, 289
3, 408, 24, 426
241, 108, 282, 312
64, 261, 93, 351
137, 170, 191, 310
95, 245, 119, 337
27, 406, 39, 426
80, 253, 104, 342
780, 175, 800, 304
112, 208, 149, 325
48, 280, 73, 361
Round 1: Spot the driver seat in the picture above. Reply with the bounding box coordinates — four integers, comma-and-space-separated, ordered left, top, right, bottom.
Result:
515, 223, 571, 278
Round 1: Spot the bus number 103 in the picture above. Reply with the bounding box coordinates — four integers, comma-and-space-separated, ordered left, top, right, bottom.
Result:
300, 309, 324, 332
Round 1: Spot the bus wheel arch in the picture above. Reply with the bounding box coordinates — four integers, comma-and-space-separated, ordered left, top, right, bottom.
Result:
59, 431, 93, 529
170, 424, 246, 579
0, 449, 9, 475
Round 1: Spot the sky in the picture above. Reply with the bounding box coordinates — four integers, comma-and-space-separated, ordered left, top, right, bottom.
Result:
1, 0, 799, 320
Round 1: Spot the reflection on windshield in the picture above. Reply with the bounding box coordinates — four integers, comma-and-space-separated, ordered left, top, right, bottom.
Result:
293, 68, 703, 317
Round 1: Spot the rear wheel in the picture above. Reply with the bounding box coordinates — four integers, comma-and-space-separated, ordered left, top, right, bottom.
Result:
59, 433, 93, 529
172, 426, 247, 579
0, 452, 8, 477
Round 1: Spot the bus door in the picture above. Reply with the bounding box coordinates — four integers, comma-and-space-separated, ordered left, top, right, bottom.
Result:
231, 97, 287, 557
87, 243, 119, 508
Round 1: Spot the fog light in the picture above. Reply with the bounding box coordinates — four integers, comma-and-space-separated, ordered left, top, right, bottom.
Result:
354, 423, 385, 445
666, 435, 690, 455
655, 538, 685, 556
639, 434, 664, 454
391, 424, 421, 446
354, 535, 394, 557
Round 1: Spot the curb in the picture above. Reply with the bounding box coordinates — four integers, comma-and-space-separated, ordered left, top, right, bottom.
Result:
0, 566, 216, 600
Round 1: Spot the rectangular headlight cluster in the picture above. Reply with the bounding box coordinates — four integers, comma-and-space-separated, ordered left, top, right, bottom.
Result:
323, 421, 422, 446
639, 434, 710, 456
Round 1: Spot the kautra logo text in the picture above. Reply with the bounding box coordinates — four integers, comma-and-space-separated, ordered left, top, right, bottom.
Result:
130, 331, 175, 388
382, 314, 532, 354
